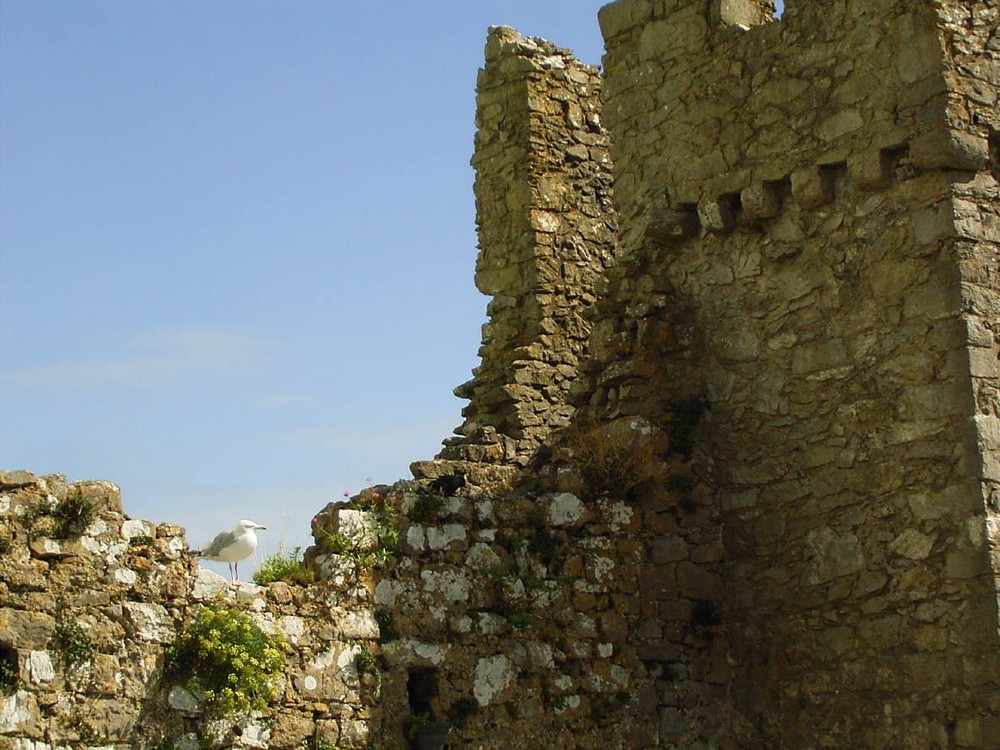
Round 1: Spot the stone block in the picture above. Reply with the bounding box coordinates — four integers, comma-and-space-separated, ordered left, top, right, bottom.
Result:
598, 0, 654, 40
849, 147, 892, 189
740, 181, 782, 221
0, 470, 36, 489
791, 165, 834, 208
121, 602, 174, 643
698, 195, 738, 233
910, 129, 989, 172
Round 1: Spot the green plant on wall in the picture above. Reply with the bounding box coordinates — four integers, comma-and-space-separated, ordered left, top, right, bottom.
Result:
0, 647, 19, 695
253, 546, 315, 586
166, 603, 286, 717
52, 490, 96, 537
54, 613, 95, 669
316, 491, 399, 570
353, 646, 382, 699
22, 491, 97, 540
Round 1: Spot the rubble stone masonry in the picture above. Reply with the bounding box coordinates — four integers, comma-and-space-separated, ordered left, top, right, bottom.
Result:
4, 1, 1000, 748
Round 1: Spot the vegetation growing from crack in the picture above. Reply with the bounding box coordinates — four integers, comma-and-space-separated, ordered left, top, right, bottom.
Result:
316, 488, 399, 572
53, 612, 95, 669
21, 490, 97, 540
0, 646, 19, 695
564, 421, 666, 502
354, 645, 382, 698
165, 604, 286, 717
254, 546, 315, 586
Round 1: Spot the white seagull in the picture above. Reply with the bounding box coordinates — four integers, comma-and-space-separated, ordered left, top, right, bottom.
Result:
193, 519, 267, 583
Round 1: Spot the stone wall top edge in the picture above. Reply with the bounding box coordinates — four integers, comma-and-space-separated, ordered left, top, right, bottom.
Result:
484, 24, 600, 74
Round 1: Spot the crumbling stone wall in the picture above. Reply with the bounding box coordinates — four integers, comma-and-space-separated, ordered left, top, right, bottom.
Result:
6, 1, 1000, 749
0, 471, 378, 749
309, 475, 692, 750
427, 27, 618, 481
590, 0, 1000, 746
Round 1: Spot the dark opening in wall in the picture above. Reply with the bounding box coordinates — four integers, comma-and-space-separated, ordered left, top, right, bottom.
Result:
819, 161, 848, 201
0, 645, 18, 695
882, 144, 917, 182
407, 667, 438, 716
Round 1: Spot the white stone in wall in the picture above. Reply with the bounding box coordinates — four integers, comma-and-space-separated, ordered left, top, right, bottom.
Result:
338, 610, 378, 639
313, 648, 336, 671
122, 602, 174, 643
0, 690, 32, 732
239, 717, 271, 748
474, 498, 494, 523
426, 524, 467, 550
12, 740, 52, 750
237, 583, 267, 605
26, 651, 54, 683
374, 579, 396, 606
478, 613, 506, 635
192, 567, 229, 600
419, 569, 471, 604
340, 719, 369, 747
121, 518, 155, 539
548, 493, 585, 527
474, 654, 516, 706
168, 685, 200, 714
381, 639, 448, 667
332, 509, 377, 546
112, 567, 138, 586
465, 543, 501, 570
601, 500, 634, 532
406, 525, 427, 552
590, 555, 615, 583
279, 615, 305, 644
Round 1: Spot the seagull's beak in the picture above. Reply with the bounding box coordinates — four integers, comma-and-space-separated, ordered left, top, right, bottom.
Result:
255, 524, 268, 530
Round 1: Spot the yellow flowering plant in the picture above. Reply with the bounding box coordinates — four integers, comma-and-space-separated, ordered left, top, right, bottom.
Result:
166, 604, 286, 717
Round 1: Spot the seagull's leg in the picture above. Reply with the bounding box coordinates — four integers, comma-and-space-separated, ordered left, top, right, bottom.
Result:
229, 562, 236, 582
234, 561, 240, 583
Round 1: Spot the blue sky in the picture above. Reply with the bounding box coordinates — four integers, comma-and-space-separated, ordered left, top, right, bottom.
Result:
1, 1, 782, 574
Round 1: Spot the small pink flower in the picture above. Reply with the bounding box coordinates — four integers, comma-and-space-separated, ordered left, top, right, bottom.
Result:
373, 492, 381, 500
343, 491, 350, 497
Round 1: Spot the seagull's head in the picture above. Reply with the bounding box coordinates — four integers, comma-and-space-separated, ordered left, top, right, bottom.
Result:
237, 519, 267, 532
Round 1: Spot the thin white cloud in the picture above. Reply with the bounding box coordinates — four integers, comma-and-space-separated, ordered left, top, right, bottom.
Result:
0, 325, 262, 389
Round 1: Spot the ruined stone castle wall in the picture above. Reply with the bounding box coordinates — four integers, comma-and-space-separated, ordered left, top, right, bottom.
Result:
5, 2, 1000, 749
591, 0, 1000, 746
0, 472, 378, 749
432, 27, 618, 476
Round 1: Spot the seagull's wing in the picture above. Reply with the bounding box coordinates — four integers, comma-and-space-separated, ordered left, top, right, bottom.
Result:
200, 530, 237, 559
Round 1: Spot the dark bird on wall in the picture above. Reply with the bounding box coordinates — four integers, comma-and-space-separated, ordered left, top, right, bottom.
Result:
430, 472, 466, 497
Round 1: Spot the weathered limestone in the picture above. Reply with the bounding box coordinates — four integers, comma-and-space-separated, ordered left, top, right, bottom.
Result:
590, 0, 1000, 745
5, 1, 1000, 748
0, 474, 378, 749
424, 26, 619, 478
